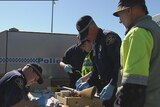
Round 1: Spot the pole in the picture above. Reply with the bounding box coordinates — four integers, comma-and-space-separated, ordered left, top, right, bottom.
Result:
51, 0, 58, 33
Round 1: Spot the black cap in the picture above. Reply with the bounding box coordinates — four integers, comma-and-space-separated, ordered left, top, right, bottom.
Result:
113, 0, 148, 17
26, 63, 43, 84
76, 15, 93, 43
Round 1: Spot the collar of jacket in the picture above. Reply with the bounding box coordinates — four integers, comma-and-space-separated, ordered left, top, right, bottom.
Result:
125, 15, 151, 34
18, 69, 27, 86
95, 28, 103, 43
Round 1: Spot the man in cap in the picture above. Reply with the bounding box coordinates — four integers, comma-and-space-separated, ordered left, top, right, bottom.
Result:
59, 35, 88, 89
113, 0, 160, 107
0, 63, 43, 107
76, 15, 121, 107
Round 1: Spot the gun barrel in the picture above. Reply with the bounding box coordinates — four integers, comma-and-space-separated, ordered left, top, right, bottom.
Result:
62, 86, 77, 92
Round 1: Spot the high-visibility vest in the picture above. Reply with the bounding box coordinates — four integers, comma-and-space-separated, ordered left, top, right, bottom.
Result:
121, 15, 160, 107
81, 52, 93, 76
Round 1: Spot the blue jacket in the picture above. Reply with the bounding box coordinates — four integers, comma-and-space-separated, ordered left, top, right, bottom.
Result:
0, 69, 29, 107
88, 29, 121, 92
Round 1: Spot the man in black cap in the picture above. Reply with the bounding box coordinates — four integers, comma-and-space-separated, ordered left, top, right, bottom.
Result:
0, 63, 43, 107
76, 15, 121, 107
59, 36, 88, 89
113, 0, 160, 107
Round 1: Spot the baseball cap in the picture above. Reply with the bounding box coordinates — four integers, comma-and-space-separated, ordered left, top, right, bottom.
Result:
76, 15, 93, 44
113, 0, 148, 17
26, 63, 43, 84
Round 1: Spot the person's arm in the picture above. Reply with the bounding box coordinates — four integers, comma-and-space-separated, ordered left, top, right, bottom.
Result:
12, 95, 40, 107
99, 32, 121, 101
107, 32, 121, 86
12, 100, 37, 107
11, 100, 26, 107
11, 93, 40, 107
59, 45, 71, 69
59, 46, 74, 73
26, 101, 39, 107
115, 83, 146, 107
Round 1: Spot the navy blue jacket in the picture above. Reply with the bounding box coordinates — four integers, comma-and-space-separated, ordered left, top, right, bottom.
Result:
0, 69, 28, 107
88, 29, 121, 92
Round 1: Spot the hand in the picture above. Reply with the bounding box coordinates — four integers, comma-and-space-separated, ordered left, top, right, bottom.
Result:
75, 77, 83, 88
99, 84, 115, 101
76, 82, 89, 91
64, 64, 73, 73
36, 96, 47, 107
49, 97, 60, 107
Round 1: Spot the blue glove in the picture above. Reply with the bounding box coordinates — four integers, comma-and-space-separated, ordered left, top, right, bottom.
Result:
64, 64, 73, 73
36, 95, 47, 107
76, 82, 90, 91
99, 84, 115, 101
75, 77, 82, 88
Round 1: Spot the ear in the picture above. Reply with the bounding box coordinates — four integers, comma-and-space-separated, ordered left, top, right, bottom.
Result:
29, 67, 34, 74
127, 8, 132, 15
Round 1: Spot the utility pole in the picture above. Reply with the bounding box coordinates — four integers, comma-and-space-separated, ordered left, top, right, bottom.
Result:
51, 0, 58, 33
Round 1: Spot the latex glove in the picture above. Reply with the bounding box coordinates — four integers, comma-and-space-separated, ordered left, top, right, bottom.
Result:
64, 64, 73, 73
75, 77, 83, 88
47, 97, 60, 107
76, 82, 89, 91
36, 95, 47, 107
99, 84, 115, 101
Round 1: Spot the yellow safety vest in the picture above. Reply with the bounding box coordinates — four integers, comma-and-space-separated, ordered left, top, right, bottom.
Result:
81, 52, 93, 76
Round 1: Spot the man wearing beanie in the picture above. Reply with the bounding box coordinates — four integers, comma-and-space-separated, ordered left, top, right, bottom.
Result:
76, 15, 121, 107
0, 63, 43, 107
113, 0, 160, 107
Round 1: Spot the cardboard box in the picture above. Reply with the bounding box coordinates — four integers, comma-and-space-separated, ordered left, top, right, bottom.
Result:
55, 91, 103, 107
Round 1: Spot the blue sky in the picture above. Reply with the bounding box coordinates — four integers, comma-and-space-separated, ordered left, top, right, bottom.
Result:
0, 0, 159, 39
